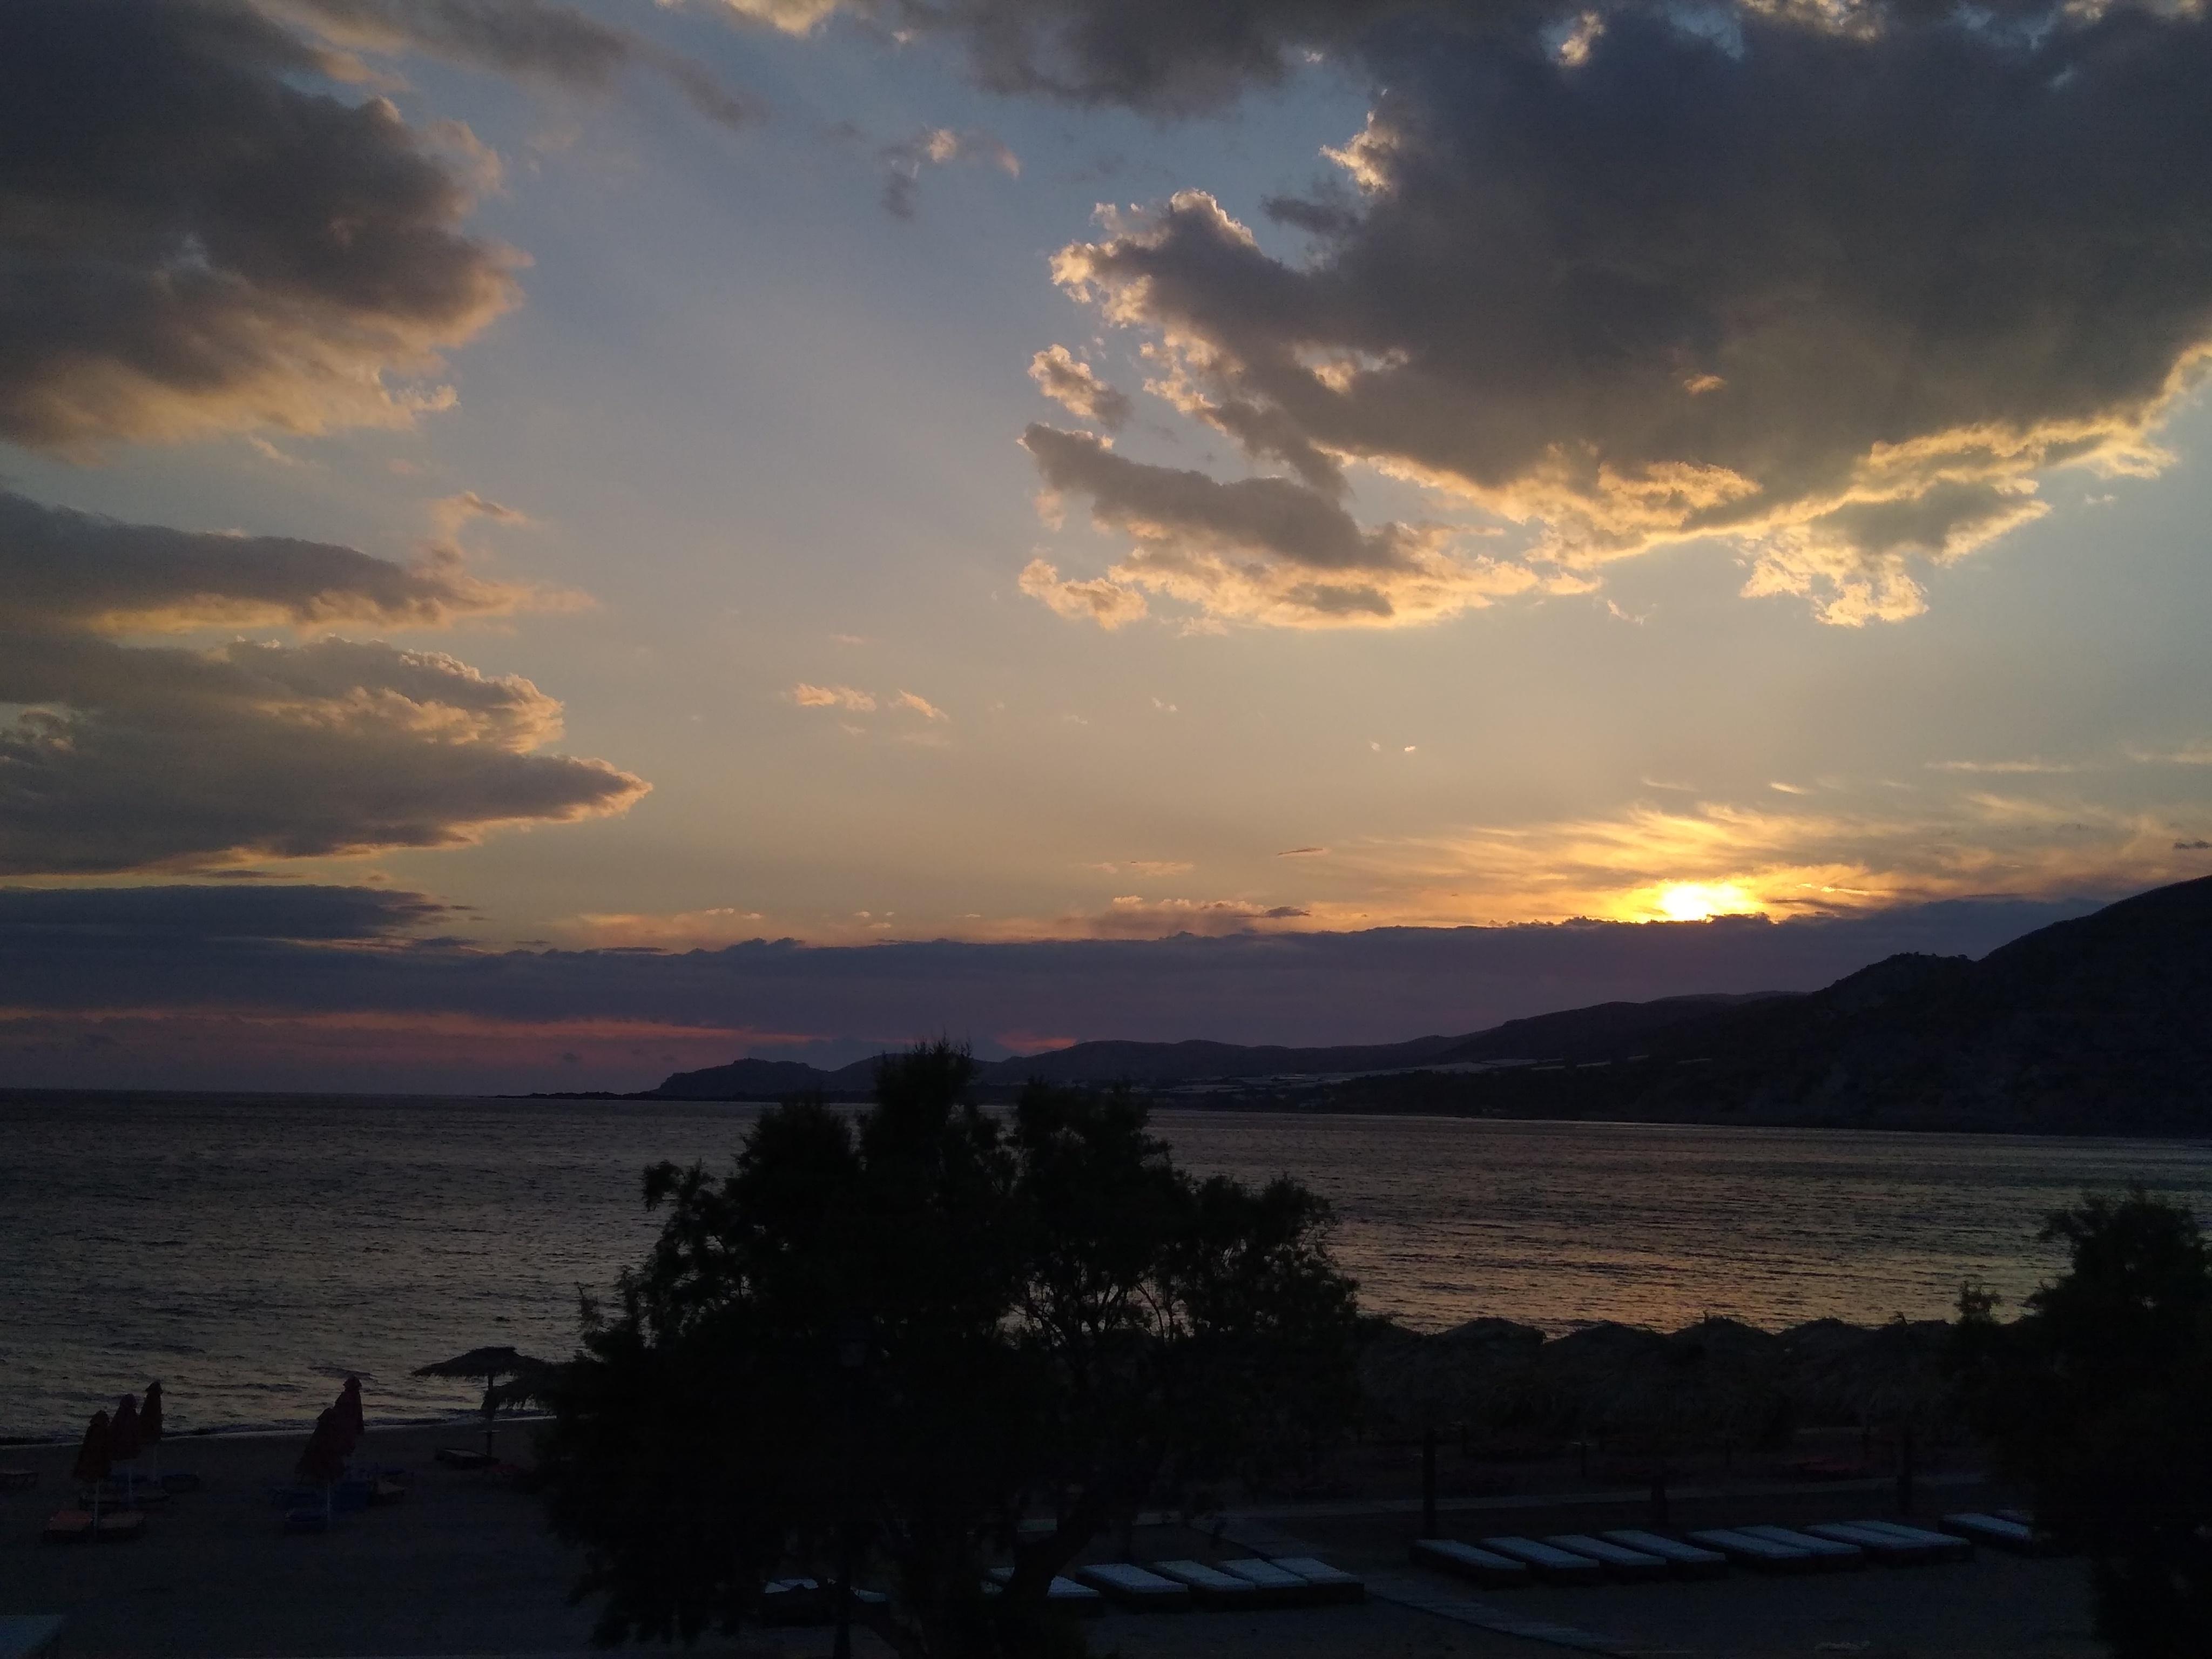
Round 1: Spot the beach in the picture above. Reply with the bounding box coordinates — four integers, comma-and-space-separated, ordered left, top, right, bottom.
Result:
3, 1420, 2102, 1658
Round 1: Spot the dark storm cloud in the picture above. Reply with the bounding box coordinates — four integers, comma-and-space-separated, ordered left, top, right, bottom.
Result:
0, 0, 521, 451
1046, 2, 2212, 624
0, 883, 2109, 1090
0, 489, 644, 875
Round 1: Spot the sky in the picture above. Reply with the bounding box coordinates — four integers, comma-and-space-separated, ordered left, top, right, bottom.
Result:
3, 0, 2210, 1091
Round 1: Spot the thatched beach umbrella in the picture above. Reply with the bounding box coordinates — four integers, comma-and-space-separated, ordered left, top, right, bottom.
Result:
413, 1346, 554, 1458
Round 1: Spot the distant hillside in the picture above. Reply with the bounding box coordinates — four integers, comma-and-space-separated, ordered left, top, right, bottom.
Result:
638, 876, 2212, 1135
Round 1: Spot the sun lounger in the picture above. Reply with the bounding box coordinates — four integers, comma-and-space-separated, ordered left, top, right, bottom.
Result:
1411, 1537, 1533, 1589
1738, 1525, 1864, 1570
0, 1615, 66, 1659
434, 1447, 497, 1470
1266, 1556, 1366, 1604
159, 1471, 201, 1493
94, 1511, 145, 1542
1215, 1557, 1322, 1607
983, 1567, 1105, 1614
1803, 1521, 1950, 1566
759, 1579, 825, 1624
0, 1470, 37, 1492
1150, 1560, 1263, 1607
1687, 1528, 1818, 1573
1941, 1512, 2053, 1555
1840, 1519, 1974, 1563
39, 1510, 92, 1546
1598, 1530, 1729, 1580
1073, 1562, 1192, 1608
1994, 1507, 2035, 1527
283, 1506, 331, 1534
1543, 1533, 1670, 1583
1479, 1536, 1607, 1587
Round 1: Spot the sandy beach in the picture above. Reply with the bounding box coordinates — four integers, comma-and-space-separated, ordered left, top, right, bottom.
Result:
2, 1418, 2103, 1658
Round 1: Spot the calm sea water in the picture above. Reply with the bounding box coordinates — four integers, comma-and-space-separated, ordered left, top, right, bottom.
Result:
4, 1095, 2209, 1440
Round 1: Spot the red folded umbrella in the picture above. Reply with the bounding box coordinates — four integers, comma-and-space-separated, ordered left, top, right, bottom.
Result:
72, 1411, 113, 1487
141, 1382, 164, 1447
111, 1395, 142, 1464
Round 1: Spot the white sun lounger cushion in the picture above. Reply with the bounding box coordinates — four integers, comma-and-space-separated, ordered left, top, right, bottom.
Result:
1741, 1525, 1865, 1567
984, 1568, 1102, 1602
1479, 1537, 1607, 1583
1267, 1556, 1366, 1601
1688, 1527, 1815, 1568
1803, 1521, 1948, 1563
1218, 1559, 1307, 1591
1074, 1563, 1191, 1603
1150, 1561, 1260, 1601
1543, 1534, 1669, 1580
1842, 1519, 1974, 1560
1411, 1538, 1533, 1586
1599, 1530, 1730, 1575
1943, 1512, 2043, 1553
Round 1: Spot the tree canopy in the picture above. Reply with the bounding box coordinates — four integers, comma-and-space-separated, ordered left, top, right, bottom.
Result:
1957, 1189, 2212, 1659
536, 1043, 1361, 1656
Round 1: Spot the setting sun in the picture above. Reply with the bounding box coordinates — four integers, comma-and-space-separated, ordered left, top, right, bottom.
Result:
1655, 881, 1763, 922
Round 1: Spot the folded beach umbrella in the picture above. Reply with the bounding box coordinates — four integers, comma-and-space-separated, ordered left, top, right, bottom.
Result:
295, 1406, 349, 1526
73, 1410, 112, 1523
110, 1394, 142, 1502
334, 1376, 365, 1459
140, 1381, 164, 1481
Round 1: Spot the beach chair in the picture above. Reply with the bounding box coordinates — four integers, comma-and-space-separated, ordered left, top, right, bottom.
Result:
0, 1469, 37, 1492
39, 1510, 92, 1546
1738, 1525, 1865, 1570
1598, 1530, 1729, 1580
1479, 1536, 1607, 1587
93, 1510, 145, 1543
1941, 1512, 2054, 1556
1837, 1518, 1974, 1563
1687, 1528, 1818, 1573
433, 1447, 498, 1470
1802, 1521, 1948, 1566
1149, 1560, 1264, 1608
1071, 1562, 1192, 1609
983, 1567, 1105, 1615
1543, 1533, 1670, 1583
1411, 1537, 1533, 1589
1264, 1556, 1366, 1604
1216, 1558, 1323, 1607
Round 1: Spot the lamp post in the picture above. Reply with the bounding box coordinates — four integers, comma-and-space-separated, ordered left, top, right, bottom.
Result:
832, 1314, 872, 1659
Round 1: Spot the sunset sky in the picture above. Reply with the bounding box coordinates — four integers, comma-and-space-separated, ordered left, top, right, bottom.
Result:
5, 0, 2210, 1089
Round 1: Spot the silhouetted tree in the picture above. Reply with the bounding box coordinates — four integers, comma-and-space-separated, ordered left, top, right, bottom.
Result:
537, 1043, 1360, 1657
1957, 1189, 2212, 1658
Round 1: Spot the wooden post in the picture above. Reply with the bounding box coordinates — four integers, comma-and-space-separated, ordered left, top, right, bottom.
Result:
1421, 1426, 1438, 1536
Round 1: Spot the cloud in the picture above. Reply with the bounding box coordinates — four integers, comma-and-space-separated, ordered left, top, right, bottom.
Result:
0, 876, 2122, 1090
0, 883, 453, 941
879, 125, 1020, 218
265, 0, 760, 126
0, 489, 645, 875
0, 0, 528, 453
2127, 740, 2212, 766
1020, 424, 1534, 626
892, 690, 949, 721
1018, 556, 1149, 629
792, 682, 878, 710
1047, 5, 2212, 623
1028, 346, 1132, 429
0, 490, 547, 637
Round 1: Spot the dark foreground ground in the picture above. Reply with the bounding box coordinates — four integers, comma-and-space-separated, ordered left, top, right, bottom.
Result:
1, 1424, 2099, 1658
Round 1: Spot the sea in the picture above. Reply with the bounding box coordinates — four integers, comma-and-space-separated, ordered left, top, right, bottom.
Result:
5, 1094, 2210, 1442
